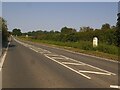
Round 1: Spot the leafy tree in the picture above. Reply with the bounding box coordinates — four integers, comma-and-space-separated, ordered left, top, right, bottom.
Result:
101, 23, 110, 30
12, 28, 22, 36
115, 13, 120, 47
0, 17, 8, 45
61, 27, 76, 34
50, 30, 54, 33
80, 26, 93, 32
66, 33, 79, 42
24, 23, 117, 47
55, 31, 60, 33
111, 25, 116, 30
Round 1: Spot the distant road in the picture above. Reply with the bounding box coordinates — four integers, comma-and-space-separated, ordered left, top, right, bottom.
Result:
2, 37, 119, 88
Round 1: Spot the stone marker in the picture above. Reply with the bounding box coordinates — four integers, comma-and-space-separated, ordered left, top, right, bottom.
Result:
93, 37, 98, 47
26, 35, 28, 38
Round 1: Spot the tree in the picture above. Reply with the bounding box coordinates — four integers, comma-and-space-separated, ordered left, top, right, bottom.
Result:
55, 31, 60, 33
61, 27, 76, 34
80, 26, 94, 32
111, 25, 116, 30
50, 30, 54, 33
0, 17, 8, 46
12, 28, 22, 36
101, 23, 110, 30
115, 13, 120, 47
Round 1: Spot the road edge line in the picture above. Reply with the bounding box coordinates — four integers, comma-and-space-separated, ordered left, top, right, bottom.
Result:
17, 38, 119, 63
40, 44, 119, 63
110, 85, 120, 89
0, 42, 10, 71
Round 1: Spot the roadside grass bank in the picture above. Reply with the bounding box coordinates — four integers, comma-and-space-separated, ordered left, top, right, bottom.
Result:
18, 36, 118, 61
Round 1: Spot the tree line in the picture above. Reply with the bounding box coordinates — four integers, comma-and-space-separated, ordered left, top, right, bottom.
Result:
10, 13, 120, 48
14, 23, 117, 47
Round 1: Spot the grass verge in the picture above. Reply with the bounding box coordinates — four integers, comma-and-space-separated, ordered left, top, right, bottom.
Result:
18, 36, 118, 61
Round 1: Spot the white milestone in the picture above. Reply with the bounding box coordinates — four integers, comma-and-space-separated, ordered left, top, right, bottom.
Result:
93, 37, 98, 47
26, 35, 28, 38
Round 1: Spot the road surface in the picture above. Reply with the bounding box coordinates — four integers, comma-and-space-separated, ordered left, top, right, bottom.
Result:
2, 37, 119, 88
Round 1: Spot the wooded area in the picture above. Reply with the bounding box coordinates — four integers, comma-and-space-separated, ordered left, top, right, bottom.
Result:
20, 23, 117, 46
17, 23, 118, 56
1, 12, 119, 56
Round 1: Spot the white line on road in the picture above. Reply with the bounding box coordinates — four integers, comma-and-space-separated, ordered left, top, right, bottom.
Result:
29, 47, 39, 53
62, 62, 85, 65
0, 42, 9, 71
45, 54, 60, 57
39, 42, 119, 63
43, 50, 51, 53
0, 51, 7, 71
45, 54, 91, 79
58, 55, 116, 76
110, 85, 120, 89
14, 38, 116, 79
79, 70, 111, 75
84, 63, 116, 75
52, 57, 67, 60
14, 37, 119, 63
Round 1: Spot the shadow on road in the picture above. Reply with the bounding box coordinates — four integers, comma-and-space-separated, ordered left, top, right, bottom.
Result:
9, 44, 16, 48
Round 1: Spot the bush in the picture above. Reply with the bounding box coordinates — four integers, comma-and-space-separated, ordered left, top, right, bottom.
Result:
97, 44, 118, 55
28, 38, 118, 55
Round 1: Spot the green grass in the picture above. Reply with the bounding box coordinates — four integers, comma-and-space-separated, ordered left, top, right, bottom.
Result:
18, 36, 118, 61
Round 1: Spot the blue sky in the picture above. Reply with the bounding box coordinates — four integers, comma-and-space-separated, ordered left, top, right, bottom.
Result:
2, 2, 118, 32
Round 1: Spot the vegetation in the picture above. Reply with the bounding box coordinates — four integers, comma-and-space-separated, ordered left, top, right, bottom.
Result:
116, 13, 120, 59
18, 37, 118, 60
13, 14, 120, 60
116, 13, 120, 47
0, 17, 9, 47
12, 28, 22, 36
20, 23, 118, 58
22, 24, 117, 45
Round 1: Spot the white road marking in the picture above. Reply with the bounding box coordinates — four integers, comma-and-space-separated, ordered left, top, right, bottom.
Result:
43, 50, 51, 53
14, 38, 116, 79
29, 47, 39, 53
0, 42, 9, 71
63, 49, 119, 63
110, 85, 120, 89
60, 55, 87, 64
58, 55, 116, 76
45, 54, 91, 79
45, 54, 60, 57
84, 63, 116, 75
62, 62, 85, 65
79, 70, 111, 75
38, 42, 119, 63
38, 51, 46, 54
0, 51, 7, 71
16, 37, 117, 64
52, 57, 67, 60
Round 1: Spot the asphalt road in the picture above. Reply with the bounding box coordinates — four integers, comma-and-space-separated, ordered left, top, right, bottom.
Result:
2, 37, 119, 88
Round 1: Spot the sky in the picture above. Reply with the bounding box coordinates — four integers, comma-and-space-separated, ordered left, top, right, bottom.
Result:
1, 0, 120, 2
2, 2, 118, 32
